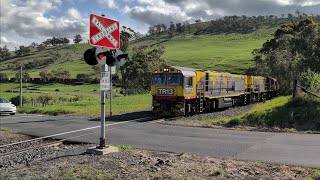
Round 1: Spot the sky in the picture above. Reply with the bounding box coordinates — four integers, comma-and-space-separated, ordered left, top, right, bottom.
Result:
1, 0, 320, 50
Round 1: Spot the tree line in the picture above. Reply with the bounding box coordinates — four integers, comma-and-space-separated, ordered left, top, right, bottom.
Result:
0, 34, 83, 61
252, 18, 320, 95
147, 11, 320, 37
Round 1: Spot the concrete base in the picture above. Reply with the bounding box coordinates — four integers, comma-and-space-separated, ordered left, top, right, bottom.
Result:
86, 146, 119, 155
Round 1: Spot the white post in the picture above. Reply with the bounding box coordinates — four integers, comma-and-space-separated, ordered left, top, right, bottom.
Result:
109, 65, 113, 116
99, 64, 107, 148
20, 66, 22, 107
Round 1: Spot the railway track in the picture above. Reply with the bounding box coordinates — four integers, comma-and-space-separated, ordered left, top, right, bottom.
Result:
0, 116, 157, 160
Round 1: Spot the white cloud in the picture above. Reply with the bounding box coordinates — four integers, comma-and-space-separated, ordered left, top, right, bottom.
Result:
123, 0, 320, 26
0, 36, 19, 49
97, 0, 117, 9
0, 0, 87, 49
67, 7, 82, 20
266, 0, 320, 6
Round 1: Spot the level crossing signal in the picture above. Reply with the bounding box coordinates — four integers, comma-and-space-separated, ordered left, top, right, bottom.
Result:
84, 47, 128, 66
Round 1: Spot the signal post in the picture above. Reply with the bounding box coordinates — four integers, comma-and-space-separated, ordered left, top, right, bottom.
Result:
85, 14, 128, 155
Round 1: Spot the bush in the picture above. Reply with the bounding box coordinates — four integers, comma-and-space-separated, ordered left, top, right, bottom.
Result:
37, 95, 53, 106
227, 117, 242, 127
10, 96, 29, 106
0, 73, 8, 80
299, 69, 320, 94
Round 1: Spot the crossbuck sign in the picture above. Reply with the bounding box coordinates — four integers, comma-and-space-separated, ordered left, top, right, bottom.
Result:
89, 14, 120, 49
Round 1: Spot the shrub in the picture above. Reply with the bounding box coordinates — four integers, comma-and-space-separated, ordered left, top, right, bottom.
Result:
10, 96, 29, 106
299, 69, 320, 94
227, 117, 242, 127
0, 73, 8, 80
37, 95, 53, 106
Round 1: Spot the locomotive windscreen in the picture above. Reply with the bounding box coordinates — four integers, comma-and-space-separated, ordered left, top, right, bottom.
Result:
153, 74, 166, 85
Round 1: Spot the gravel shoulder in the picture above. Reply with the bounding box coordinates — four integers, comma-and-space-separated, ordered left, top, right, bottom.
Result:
1, 131, 319, 179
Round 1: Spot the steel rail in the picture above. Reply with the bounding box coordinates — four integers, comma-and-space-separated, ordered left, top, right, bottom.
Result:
0, 116, 153, 149
0, 124, 141, 158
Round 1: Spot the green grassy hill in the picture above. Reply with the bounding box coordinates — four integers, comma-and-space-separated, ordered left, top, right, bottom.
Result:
0, 27, 275, 78
0, 44, 92, 78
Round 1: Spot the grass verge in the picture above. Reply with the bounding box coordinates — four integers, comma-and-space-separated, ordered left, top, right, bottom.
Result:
198, 96, 320, 131
110, 144, 134, 150
0, 128, 10, 132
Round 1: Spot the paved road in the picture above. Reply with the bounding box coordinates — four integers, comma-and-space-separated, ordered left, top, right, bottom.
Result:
1, 114, 319, 168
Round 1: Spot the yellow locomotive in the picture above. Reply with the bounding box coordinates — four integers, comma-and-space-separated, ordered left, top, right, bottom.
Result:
151, 66, 278, 116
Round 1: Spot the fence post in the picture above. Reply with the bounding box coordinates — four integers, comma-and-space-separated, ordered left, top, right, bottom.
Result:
292, 79, 301, 99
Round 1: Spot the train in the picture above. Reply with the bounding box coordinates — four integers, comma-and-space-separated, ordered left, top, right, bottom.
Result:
151, 66, 278, 116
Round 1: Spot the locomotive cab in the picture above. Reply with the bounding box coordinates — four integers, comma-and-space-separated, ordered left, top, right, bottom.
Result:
151, 66, 197, 116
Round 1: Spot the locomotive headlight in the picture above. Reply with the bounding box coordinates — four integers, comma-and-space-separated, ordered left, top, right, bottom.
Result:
164, 68, 169, 72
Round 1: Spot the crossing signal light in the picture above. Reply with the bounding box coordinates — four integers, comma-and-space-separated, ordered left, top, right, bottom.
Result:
84, 48, 98, 66
84, 47, 128, 66
97, 51, 117, 66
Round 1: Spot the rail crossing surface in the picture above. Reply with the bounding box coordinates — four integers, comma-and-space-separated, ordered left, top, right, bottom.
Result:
0, 114, 319, 168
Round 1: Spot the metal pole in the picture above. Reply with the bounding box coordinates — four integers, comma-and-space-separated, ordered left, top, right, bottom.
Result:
99, 64, 106, 148
109, 65, 112, 116
20, 66, 22, 107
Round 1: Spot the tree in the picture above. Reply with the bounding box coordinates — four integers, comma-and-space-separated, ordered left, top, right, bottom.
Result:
156, 24, 161, 35
73, 34, 82, 44
168, 22, 175, 37
195, 18, 202, 23
176, 22, 185, 33
120, 30, 131, 52
50, 37, 58, 46
121, 45, 167, 93
29, 42, 38, 48
185, 20, 191, 33
39, 69, 52, 82
0, 73, 8, 80
252, 19, 320, 94
43, 38, 52, 46
0, 45, 10, 60
76, 73, 90, 79
37, 43, 46, 51
92, 65, 101, 79
52, 69, 70, 80
161, 24, 167, 31
148, 26, 155, 35
76, 73, 92, 82
15, 70, 30, 81
15, 46, 30, 56
62, 37, 70, 45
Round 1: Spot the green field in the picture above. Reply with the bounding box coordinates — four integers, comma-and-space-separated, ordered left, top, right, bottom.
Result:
0, 82, 146, 117
131, 28, 274, 73
0, 82, 122, 92
0, 91, 151, 116
0, 28, 274, 77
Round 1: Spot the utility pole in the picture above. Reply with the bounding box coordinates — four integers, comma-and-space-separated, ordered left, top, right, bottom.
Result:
20, 66, 22, 107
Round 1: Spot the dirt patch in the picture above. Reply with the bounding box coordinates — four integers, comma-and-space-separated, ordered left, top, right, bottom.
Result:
1, 131, 319, 179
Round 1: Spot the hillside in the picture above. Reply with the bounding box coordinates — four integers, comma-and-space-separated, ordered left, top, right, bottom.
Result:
0, 44, 92, 78
0, 27, 275, 78
134, 28, 274, 73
